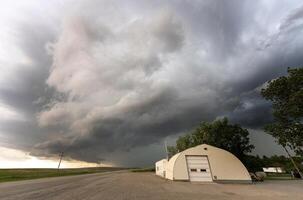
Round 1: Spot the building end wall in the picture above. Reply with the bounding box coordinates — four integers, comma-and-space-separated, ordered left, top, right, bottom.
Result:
155, 159, 167, 178
172, 144, 251, 182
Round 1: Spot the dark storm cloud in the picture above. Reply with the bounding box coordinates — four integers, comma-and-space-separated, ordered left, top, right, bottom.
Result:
31, 85, 225, 162
0, 20, 56, 113
0, 14, 60, 150
1, 0, 303, 166
172, 0, 255, 60
227, 89, 273, 129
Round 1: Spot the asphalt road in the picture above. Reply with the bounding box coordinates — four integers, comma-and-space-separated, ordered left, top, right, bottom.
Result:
0, 171, 302, 200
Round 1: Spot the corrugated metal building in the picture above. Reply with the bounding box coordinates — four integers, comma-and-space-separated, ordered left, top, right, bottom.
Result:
155, 144, 251, 183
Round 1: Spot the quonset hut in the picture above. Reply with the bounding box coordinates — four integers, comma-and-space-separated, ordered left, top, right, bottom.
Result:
155, 144, 251, 183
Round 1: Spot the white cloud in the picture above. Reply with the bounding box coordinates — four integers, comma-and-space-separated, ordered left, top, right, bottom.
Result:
0, 146, 103, 168
0, 103, 25, 121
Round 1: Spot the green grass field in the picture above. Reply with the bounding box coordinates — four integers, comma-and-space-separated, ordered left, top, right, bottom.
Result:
264, 173, 294, 180
0, 167, 125, 183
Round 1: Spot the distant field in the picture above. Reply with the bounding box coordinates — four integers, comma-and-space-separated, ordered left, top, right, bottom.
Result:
0, 167, 126, 183
130, 167, 155, 172
264, 173, 294, 180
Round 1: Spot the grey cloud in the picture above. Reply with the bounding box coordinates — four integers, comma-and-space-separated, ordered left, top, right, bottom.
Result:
227, 90, 273, 129
1, 0, 303, 166
172, 0, 256, 60
280, 4, 303, 31
151, 10, 184, 52
0, 12, 60, 152
0, 20, 56, 114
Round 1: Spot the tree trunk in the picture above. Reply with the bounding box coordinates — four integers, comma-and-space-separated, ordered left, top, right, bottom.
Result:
283, 147, 302, 179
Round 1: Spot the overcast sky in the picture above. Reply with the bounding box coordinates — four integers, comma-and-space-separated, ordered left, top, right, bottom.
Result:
0, 0, 303, 167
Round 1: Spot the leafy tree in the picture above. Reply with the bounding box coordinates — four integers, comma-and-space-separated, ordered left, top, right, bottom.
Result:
167, 146, 178, 158
244, 155, 303, 172
261, 67, 303, 156
262, 155, 303, 172
168, 118, 254, 163
243, 155, 264, 172
261, 67, 303, 177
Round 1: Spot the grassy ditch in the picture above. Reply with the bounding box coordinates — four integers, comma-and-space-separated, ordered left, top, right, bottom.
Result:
0, 167, 125, 183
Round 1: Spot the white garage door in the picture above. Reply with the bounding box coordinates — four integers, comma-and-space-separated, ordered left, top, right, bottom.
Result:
186, 156, 212, 182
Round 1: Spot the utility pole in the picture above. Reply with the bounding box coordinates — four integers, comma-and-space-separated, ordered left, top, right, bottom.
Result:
283, 147, 302, 179
164, 141, 169, 160
57, 152, 64, 171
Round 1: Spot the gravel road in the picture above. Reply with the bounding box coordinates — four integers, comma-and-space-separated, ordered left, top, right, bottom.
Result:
0, 171, 302, 200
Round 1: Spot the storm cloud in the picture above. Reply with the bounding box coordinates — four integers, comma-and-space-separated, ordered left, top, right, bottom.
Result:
0, 0, 303, 166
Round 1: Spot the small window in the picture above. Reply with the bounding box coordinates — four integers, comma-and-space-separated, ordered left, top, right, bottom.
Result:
200, 169, 207, 172
204, 147, 208, 150
190, 168, 197, 172
156, 167, 159, 171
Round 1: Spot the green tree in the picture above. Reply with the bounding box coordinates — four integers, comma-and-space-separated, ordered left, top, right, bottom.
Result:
168, 118, 254, 163
261, 67, 303, 156
244, 155, 303, 173
261, 67, 303, 177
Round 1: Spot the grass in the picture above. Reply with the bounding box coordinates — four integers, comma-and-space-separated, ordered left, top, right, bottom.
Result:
265, 176, 294, 180
264, 173, 294, 180
0, 167, 125, 183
